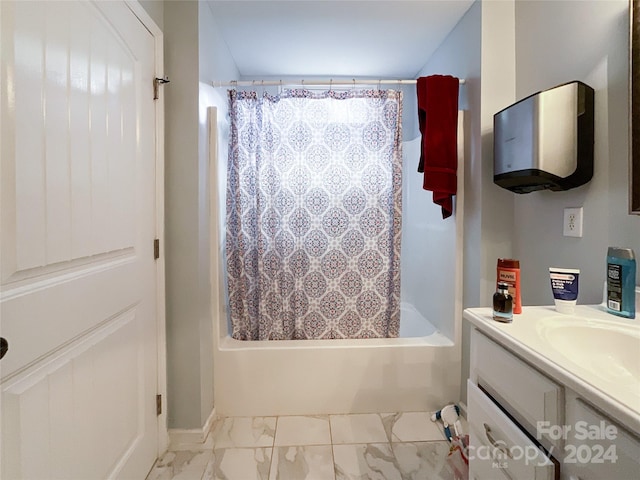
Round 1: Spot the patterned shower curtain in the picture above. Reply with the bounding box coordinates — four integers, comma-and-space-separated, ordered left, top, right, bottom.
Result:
226, 88, 403, 340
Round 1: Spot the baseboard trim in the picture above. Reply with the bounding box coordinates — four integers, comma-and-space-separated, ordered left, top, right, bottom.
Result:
457, 401, 467, 419
168, 408, 217, 450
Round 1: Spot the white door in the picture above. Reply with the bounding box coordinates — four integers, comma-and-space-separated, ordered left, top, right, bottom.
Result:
0, 1, 159, 478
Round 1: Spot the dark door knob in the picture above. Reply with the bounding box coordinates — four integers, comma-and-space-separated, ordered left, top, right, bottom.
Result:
0, 337, 8, 360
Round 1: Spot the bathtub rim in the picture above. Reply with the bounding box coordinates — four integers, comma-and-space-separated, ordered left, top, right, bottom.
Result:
218, 330, 454, 351
219, 303, 454, 349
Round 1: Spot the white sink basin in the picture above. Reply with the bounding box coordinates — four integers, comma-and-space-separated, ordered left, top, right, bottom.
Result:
537, 317, 640, 388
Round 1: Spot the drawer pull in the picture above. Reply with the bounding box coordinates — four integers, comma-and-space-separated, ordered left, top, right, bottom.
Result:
483, 423, 512, 458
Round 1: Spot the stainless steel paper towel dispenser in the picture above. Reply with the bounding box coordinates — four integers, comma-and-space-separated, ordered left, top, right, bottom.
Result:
493, 81, 594, 193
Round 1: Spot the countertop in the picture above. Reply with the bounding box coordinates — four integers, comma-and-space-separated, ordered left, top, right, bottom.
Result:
464, 304, 640, 434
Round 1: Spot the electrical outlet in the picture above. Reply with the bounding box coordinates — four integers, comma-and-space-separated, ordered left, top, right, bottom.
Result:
563, 207, 583, 237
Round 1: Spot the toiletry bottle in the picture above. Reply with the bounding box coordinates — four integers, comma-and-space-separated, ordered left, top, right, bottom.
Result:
493, 282, 513, 323
606, 247, 636, 319
497, 258, 521, 314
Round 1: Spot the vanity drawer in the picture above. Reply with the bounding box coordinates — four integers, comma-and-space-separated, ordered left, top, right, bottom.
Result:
468, 381, 556, 480
471, 329, 562, 449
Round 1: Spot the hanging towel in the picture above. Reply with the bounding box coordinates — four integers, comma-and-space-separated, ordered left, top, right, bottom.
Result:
417, 75, 459, 219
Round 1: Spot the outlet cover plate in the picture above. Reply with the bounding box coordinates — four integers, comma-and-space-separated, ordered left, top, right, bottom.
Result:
563, 207, 583, 237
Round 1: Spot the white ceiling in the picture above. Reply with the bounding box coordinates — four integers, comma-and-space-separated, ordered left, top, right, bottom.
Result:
206, 0, 475, 79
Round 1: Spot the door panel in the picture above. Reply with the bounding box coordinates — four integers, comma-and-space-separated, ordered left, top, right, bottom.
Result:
1, 1, 158, 478
3, 0, 139, 282
3, 311, 145, 479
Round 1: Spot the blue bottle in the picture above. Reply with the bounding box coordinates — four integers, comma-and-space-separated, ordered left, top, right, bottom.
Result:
606, 247, 636, 319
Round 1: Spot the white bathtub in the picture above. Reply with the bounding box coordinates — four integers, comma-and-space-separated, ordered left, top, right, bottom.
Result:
213, 302, 460, 417
209, 112, 465, 418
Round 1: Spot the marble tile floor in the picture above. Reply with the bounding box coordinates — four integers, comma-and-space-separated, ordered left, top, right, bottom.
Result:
147, 412, 465, 480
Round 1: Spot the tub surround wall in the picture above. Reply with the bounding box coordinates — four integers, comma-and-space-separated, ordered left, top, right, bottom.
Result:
400, 130, 464, 342
400, 138, 450, 335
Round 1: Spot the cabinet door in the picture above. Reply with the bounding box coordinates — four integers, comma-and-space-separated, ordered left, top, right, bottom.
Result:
468, 381, 557, 480
471, 330, 562, 451
563, 399, 640, 479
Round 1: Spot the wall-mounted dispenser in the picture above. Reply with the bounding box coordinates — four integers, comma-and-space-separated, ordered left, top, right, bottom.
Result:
493, 81, 594, 194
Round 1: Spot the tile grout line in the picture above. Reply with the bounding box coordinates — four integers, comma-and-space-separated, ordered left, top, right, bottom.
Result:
381, 412, 392, 445
327, 414, 337, 480
269, 415, 279, 480
198, 450, 208, 480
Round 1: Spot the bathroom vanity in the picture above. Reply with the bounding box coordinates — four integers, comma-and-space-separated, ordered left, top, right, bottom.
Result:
464, 305, 640, 480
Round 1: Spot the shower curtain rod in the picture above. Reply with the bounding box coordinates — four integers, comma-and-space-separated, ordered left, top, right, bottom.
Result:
211, 78, 466, 88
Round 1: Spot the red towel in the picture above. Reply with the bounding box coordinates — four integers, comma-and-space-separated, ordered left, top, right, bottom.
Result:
417, 75, 459, 219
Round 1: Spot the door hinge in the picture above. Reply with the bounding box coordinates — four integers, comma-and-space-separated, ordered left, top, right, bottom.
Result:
154, 238, 160, 260
156, 394, 162, 416
153, 76, 170, 100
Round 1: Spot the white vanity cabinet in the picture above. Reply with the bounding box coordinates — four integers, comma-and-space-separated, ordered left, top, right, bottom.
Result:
466, 309, 640, 480
468, 329, 559, 480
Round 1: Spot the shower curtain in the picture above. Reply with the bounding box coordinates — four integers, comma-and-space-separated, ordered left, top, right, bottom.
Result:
226, 88, 403, 340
